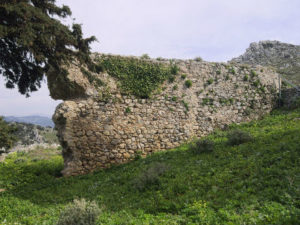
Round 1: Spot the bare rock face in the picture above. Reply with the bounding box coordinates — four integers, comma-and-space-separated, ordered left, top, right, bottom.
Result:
48, 54, 279, 176
231, 40, 300, 85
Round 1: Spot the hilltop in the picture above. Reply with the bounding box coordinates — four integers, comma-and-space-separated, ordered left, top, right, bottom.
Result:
231, 40, 300, 85
4, 115, 54, 128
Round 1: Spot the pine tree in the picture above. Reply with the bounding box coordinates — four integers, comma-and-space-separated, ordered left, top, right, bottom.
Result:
0, 0, 97, 96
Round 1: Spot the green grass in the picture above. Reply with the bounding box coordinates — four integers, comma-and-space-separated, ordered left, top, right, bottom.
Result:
0, 108, 300, 224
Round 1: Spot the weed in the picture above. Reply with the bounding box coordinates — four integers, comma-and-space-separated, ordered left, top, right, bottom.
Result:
227, 129, 253, 146
141, 54, 150, 59
189, 139, 214, 154
194, 57, 203, 62
171, 96, 178, 102
185, 80, 192, 88
206, 78, 214, 85
132, 162, 168, 191
125, 107, 131, 114
181, 74, 187, 79
57, 198, 100, 225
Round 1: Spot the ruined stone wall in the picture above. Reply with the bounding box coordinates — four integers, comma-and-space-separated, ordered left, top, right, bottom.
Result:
49, 56, 279, 176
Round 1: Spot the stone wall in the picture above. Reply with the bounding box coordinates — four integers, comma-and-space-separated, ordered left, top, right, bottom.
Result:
49, 55, 279, 176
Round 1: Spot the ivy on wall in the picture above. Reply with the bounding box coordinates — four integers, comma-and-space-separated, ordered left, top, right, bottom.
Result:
96, 55, 177, 98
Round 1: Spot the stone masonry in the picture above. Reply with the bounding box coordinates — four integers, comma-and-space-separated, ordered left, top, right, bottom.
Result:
48, 55, 279, 176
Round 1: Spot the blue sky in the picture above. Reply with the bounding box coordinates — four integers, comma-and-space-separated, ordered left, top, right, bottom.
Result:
1, 0, 299, 117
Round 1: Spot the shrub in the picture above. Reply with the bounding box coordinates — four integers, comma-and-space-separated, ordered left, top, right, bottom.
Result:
227, 129, 253, 146
181, 74, 187, 79
57, 199, 100, 225
216, 70, 221, 75
168, 76, 175, 83
170, 64, 179, 75
171, 96, 178, 102
141, 54, 150, 59
132, 162, 168, 191
125, 107, 131, 114
206, 78, 214, 85
172, 84, 178, 91
190, 139, 214, 154
185, 80, 192, 88
243, 74, 249, 81
250, 70, 257, 77
194, 57, 203, 62
0, 117, 17, 153
230, 68, 236, 75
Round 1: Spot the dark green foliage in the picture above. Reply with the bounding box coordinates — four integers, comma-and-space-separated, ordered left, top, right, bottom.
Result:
184, 80, 192, 88
202, 98, 214, 105
194, 57, 203, 62
227, 129, 253, 146
141, 54, 150, 59
216, 70, 221, 75
57, 199, 100, 225
0, 0, 96, 96
225, 75, 230, 80
253, 79, 261, 87
172, 84, 178, 91
170, 63, 179, 75
96, 55, 173, 98
181, 74, 187, 79
168, 76, 175, 83
181, 100, 189, 111
243, 74, 249, 81
0, 117, 17, 152
132, 162, 168, 191
125, 107, 131, 114
207, 78, 214, 85
230, 68, 236, 74
171, 96, 178, 102
80, 68, 103, 88
190, 139, 214, 154
251, 70, 258, 77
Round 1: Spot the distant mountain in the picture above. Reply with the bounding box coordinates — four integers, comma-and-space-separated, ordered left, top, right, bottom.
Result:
230, 40, 300, 85
4, 115, 54, 127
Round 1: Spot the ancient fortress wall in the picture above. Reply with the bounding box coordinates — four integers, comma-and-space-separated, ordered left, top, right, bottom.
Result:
48, 55, 279, 176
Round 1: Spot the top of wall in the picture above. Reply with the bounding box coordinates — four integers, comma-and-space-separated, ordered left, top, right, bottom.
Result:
47, 53, 279, 101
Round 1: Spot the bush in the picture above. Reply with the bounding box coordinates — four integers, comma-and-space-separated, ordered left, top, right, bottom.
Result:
227, 129, 253, 146
168, 76, 175, 83
190, 139, 214, 154
206, 78, 214, 85
132, 162, 168, 191
141, 54, 150, 59
170, 64, 179, 75
181, 74, 187, 79
243, 74, 249, 81
185, 80, 192, 88
57, 199, 100, 225
0, 117, 17, 153
194, 57, 203, 62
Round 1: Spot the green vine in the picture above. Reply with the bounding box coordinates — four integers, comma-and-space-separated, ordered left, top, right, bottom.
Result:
96, 55, 175, 98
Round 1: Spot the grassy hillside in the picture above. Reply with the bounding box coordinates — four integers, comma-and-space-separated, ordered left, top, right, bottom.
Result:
0, 108, 299, 225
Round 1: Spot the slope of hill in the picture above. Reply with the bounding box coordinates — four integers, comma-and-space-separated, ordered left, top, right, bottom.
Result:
4, 115, 54, 128
0, 107, 299, 224
231, 40, 300, 85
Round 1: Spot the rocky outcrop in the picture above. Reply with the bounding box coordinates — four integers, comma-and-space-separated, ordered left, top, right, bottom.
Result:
231, 40, 300, 85
49, 54, 279, 176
